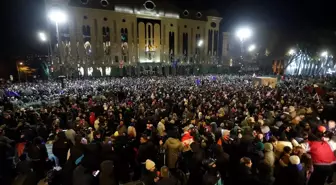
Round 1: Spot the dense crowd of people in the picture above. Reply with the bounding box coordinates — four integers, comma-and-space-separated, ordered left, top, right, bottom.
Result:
0, 75, 336, 185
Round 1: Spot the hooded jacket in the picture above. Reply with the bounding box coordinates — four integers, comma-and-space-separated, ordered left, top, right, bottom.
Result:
264, 143, 275, 167
163, 137, 184, 168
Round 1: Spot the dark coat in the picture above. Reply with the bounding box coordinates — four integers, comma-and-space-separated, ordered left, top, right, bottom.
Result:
213, 145, 230, 180
141, 171, 156, 185
12, 161, 38, 185
274, 165, 305, 185
52, 132, 72, 167
235, 165, 258, 185
61, 144, 85, 185
138, 141, 157, 163
187, 143, 204, 185
73, 165, 94, 185
99, 160, 117, 185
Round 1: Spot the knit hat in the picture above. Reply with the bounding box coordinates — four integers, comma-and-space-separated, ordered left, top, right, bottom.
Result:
145, 159, 155, 170
289, 155, 300, 165
256, 142, 264, 151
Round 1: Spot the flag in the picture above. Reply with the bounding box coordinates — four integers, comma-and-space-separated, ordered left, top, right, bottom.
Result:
195, 79, 201, 86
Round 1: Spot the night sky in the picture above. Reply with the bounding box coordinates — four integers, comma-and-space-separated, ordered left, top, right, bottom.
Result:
1, 0, 336, 59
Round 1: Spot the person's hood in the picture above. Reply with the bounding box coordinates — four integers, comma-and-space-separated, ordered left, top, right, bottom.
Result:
264, 142, 273, 152
166, 138, 182, 148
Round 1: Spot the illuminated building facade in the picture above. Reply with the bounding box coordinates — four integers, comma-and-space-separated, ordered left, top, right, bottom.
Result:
46, 0, 226, 76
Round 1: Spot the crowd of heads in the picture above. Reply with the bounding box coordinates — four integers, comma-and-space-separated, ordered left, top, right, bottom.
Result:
0, 75, 335, 185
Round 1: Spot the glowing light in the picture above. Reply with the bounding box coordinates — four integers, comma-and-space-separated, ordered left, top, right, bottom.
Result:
38, 32, 47, 42
236, 27, 252, 41
19, 62, 23, 65
248, 44, 256, 52
48, 9, 67, 23
321, 51, 328, 57
288, 49, 296, 55
197, 40, 203, 47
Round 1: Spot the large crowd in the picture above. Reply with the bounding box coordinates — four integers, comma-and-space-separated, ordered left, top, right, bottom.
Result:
0, 75, 336, 185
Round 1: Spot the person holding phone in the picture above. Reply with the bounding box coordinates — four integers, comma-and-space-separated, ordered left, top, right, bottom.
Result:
141, 159, 159, 185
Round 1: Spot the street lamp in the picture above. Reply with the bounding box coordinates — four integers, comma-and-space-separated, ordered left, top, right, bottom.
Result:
236, 27, 252, 60
321, 51, 328, 57
38, 32, 47, 42
248, 44, 256, 52
196, 40, 203, 64
48, 9, 67, 77
288, 49, 296, 55
38, 31, 53, 79
16, 62, 24, 83
236, 28, 252, 42
48, 9, 67, 24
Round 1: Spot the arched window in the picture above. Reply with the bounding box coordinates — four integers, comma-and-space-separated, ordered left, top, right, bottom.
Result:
83, 25, 91, 42
87, 26, 91, 35
82, 26, 86, 35
102, 27, 106, 35
121, 28, 128, 42
103, 26, 110, 42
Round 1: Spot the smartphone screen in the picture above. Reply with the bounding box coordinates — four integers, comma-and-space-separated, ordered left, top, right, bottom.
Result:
93, 170, 100, 177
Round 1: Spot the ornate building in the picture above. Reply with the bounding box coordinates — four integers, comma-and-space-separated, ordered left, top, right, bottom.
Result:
46, 0, 227, 76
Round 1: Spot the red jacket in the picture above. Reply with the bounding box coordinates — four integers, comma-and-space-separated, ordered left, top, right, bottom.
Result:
89, 112, 96, 126
309, 141, 336, 165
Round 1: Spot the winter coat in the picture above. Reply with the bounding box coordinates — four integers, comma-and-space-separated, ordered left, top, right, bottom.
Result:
274, 164, 305, 185
73, 165, 94, 185
308, 140, 336, 165
89, 112, 95, 126
264, 143, 275, 167
99, 160, 117, 185
213, 144, 230, 179
141, 171, 156, 185
53, 135, 72, 167
235, 165, 258, 185
157, 177, 180, 185
163, 138, 184, 169
12, 161, 38, 185
138, 141, 157, 163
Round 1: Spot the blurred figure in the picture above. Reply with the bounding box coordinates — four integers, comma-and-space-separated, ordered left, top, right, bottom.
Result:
99, 160, 117, 185
52, 131, 71, 167
27, 137, 48, 181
